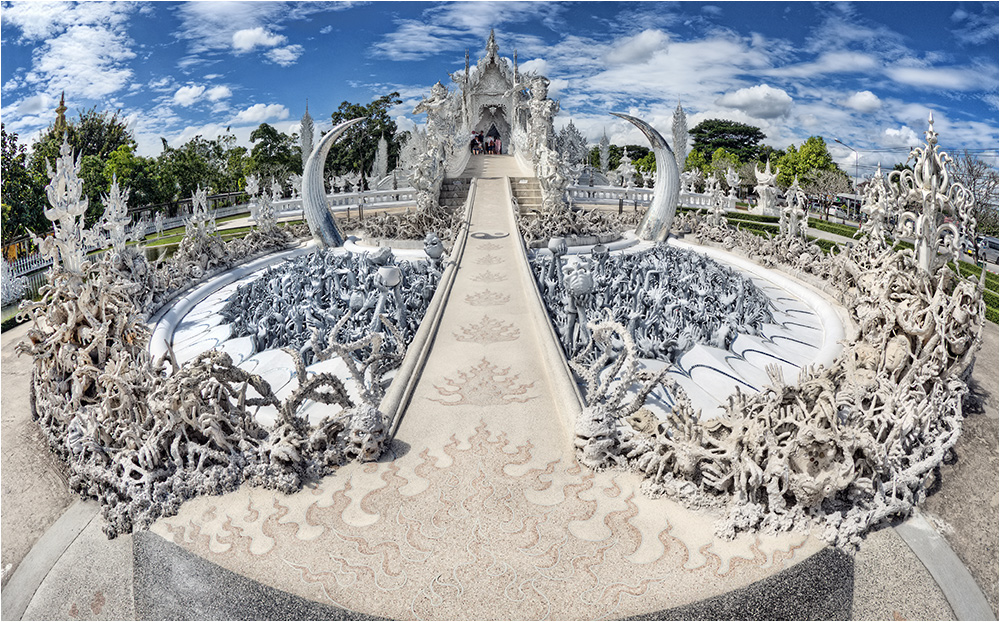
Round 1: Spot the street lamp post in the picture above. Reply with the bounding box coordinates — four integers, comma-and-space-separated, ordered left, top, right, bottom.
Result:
833, 138, 859, 219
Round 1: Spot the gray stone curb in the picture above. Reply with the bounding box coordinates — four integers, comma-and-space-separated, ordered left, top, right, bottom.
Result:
895, 510, 997, 621
0, 500, 99, 621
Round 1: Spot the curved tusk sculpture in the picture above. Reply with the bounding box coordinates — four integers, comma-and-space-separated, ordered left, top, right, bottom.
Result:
610, 112, 680, 243
302, 117, 367, 247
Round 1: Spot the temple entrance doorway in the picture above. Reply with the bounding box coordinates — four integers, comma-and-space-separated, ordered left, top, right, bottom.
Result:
473, 106, 510, 154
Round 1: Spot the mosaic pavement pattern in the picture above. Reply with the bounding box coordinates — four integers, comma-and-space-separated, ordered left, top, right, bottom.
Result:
151, 422, 822, 620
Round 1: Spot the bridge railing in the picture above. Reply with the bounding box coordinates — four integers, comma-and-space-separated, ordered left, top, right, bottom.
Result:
567, 185, 717, 210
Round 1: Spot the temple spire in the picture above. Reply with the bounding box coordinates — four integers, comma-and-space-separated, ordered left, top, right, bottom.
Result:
485, 28, 499, 60
54, 91, 68, 134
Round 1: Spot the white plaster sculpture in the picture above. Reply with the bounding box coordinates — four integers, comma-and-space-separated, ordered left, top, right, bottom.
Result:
783, 175, 808, 238
1, 259, 27, 306
725, 167, 740, 199
680, 169, 701, 194
889, 113, 976, 274
611, 113, 681, 243
616, 147, 637, 189
538, 148, 570, 212
256, 189, 277, 233
532, 243, 772, 361
300, 104, 314, 170
220, 247, 439, 363
516, 206, 643, 247
16, 140, 397, 537
371, 135, 390, 183
520, 75, 559, 166
557, 120, 589, 165
754, 160, 780, 215
599, 130, 610, 173
672, 103, 689, 174
287, 173, 302, 199
706, 173, 726, 227
415, 82, 452, 139
154, 211, 165, 239
301, 117, 366, 247
857, 164, 891, 245
30, 137, 98, 274
99, 176, 137, 254
560, 118, 986, 547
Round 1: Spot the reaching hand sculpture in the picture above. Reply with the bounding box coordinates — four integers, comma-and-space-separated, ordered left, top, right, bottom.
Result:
610, 113, 680, 242
889, 113, 976, 274
302, 117, 366, 247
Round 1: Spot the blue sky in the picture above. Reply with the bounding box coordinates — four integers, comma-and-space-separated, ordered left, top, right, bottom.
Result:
2, 1, 997, 178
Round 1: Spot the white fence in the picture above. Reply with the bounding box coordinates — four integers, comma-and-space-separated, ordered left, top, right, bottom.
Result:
7, 188, 422, 281
568, 185, 722, 210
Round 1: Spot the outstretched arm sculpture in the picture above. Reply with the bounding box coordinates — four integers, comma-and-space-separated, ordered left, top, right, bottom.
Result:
610, 113, 680, 243
302, 117, 366, 247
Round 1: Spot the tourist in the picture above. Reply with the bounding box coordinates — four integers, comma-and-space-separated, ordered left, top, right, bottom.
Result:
495, 137, 502, 154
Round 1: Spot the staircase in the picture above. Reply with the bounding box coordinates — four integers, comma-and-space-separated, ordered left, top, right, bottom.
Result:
438, 178, 472, 210
509, 177, 543, 214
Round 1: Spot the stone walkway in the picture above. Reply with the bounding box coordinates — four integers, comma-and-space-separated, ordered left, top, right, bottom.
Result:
1, 155, 995, 620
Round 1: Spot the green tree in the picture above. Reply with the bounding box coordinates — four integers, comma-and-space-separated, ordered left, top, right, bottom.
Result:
758, 145, 785, 164
635, 151, 656, 173
690, 119, 766, 163
710, 147, 741, 185
606, 144, 624, 171
1, 123, 46, 243
327, 92, 402, 188
157, 133, 251, 202
248, 123, 299, 185
684, 149, 709, 175
104, 145, 168, 208
775, 136, 840, 187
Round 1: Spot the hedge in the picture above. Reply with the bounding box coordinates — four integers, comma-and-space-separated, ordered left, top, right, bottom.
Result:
807, 218, 861, 239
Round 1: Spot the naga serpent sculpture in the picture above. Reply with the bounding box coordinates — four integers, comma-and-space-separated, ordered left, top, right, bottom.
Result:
302, 117, 366, 247
611, 112, 680, 243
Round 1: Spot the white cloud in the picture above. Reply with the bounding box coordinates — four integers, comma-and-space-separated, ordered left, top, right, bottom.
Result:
769, 51, 879, 79
882, 126, 921, 148
232, 103, 290, 124
173, 85, 206, 106
173, 2, 350, 58
232, 26, 287, 52
372, 2, 565, 61
205, 85, 233, 101
320, 25, 333, 34
2, 1, 133, 41
13, 93, 55, 116
604, 29, 669, 65
1, 3, 137, 100
266, 45, 304, 66
716, 84, 793, 119
885, 66, 984, 91
950, 3, 1000, 45
518, 58, 549, 77
844, 90, 881, 113
148, 77, 173, 91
